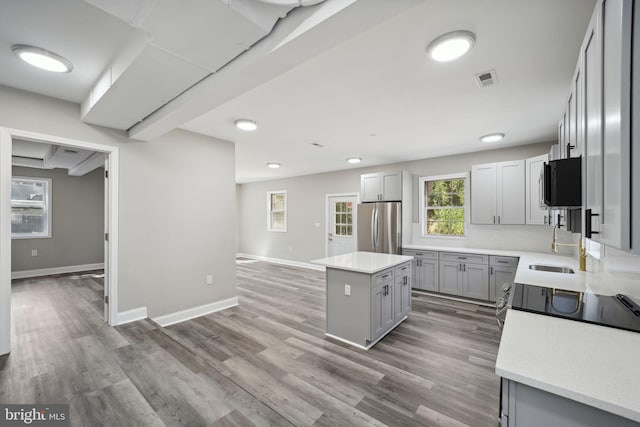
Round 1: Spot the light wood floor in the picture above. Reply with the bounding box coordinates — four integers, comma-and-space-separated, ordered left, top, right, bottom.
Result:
0, 261, 501, 426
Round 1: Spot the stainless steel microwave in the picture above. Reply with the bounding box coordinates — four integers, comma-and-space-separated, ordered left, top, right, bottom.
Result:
541, 157, 582, 207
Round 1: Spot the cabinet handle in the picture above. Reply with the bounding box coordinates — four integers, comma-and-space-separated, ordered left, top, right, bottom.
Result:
585, 209, 600, 238
493, 215, 496, 224
497, 260, 509, 264
498, 216, 501, 224
490, 266, 494, 275
566, 142, 575, 157
459, 264, 462, 271
382, 274, 390, 279
458, 256, 467, 260
463, 264, 466, 272
416, 253, 424, 256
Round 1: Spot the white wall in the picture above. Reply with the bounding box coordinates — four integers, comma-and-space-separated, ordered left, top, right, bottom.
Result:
237, 141, 579, 262
12, 166, 104, 272
0, 85, 236, 318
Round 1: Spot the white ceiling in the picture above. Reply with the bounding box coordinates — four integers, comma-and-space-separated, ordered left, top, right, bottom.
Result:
0, 0, 137, 103
0, 0, 596, 183
183, 0, 596, 182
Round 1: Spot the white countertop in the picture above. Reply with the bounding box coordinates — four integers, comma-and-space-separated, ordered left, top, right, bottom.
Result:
496, 310, 640, 422
310, 251, 413, 274
403, 243, 640, 421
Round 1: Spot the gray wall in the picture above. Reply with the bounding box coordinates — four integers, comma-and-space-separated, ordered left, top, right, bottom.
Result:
12, 166, 104, 272
237, 141, 581, 263
0, 85, 236, 318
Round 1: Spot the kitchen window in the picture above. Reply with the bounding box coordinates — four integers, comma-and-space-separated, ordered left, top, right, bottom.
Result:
419, 174, 467, 237
267, 190, 287, 232
11, 177, 52, 239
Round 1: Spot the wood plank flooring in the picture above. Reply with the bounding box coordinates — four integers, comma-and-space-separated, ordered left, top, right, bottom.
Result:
0, 260, 501, 426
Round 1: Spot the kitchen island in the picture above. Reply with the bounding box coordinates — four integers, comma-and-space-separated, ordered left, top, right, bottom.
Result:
311, 251, 413, 349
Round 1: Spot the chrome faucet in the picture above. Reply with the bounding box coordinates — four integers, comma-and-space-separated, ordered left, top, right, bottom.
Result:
551, 224, 587, 271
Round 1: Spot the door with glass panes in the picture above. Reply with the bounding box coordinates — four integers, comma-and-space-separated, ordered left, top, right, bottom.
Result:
327, 195, 357, 256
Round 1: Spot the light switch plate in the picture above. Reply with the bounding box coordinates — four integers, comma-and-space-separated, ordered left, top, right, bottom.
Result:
344, 284, 351, 296
31, 249, 37, 257
206, 274, 213, 285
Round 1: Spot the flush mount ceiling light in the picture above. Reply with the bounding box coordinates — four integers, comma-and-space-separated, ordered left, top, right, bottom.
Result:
234, 119, 258, 131
267, 163, 281, 169
12, 44, 73, 73
479, 133, 505, 143
347, 157, 362, 164
426, 30, 476, 62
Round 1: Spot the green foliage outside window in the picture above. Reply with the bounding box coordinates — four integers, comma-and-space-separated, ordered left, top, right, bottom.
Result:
424, 178, 465, 236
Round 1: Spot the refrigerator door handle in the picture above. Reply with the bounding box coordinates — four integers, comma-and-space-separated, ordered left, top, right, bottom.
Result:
373, 208, 380, 250
370, 208, 376, 250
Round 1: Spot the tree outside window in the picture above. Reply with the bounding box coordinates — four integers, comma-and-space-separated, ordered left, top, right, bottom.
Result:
421, 175, 466, 237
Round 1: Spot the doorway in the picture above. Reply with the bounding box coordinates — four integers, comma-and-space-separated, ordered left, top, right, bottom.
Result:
326, 193, 359, 257
0, 128, 120, 356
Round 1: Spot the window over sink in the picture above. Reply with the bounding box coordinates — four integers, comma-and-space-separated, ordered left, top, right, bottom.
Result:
419, 173, 468, 237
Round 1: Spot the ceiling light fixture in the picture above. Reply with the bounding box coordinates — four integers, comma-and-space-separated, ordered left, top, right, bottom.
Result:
12, 44, 73, 73
479, 133, 505, 143
347, 157, 362, 164
234, 119, 258, 131
426, 30, 476, 62
267, 163, 281, 169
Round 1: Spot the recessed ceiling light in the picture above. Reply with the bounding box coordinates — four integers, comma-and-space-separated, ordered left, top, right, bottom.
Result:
479, 133, 505, 143
12, 44, 73, 73
234, 119, 258, 131
267, 163, 281, 169
347, 157, 362, 164
426, 30, 476, 62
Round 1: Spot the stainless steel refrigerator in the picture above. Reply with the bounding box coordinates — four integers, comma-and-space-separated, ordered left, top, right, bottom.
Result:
357, 202, 401, 254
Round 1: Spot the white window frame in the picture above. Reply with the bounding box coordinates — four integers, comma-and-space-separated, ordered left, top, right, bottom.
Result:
267, 190, 287, 232
11, 176, 52, 239
419, 173, 469, 239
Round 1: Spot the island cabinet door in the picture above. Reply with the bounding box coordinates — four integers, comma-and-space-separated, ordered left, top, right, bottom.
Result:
371, 281, 394, 341
394, 263, 411, 322
439, 261, 462, 296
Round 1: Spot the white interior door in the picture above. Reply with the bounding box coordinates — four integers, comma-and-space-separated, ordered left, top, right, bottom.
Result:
327, 195, 357, 257
103, 156, 109, 322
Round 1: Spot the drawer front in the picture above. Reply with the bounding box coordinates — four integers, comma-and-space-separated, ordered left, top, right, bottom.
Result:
439, 252, 488, 265
373, 268, 394, 286
490, 256, 519, 268
394, 262, 411, 276
402, 248, 438, 259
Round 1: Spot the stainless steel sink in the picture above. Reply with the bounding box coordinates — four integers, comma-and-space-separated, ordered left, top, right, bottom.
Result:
529, 264, 575, 274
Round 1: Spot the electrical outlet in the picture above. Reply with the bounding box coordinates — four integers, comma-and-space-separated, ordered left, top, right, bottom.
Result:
314, 222, 320, 228
344, 284, 351, 296
206, 275, 213, 285
288, 245, 292, 252
31, 249, 37, 257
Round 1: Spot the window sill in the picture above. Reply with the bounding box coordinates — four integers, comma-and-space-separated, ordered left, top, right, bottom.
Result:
12, 235, 52, 240
420, 234, 468, 240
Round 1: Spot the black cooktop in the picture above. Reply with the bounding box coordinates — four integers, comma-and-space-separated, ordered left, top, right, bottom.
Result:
511, 283, 640, 333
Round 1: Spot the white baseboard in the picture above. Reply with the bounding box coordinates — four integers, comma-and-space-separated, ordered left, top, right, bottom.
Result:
151, 296, 239, 327
12, 263, 105, 279
116, 307, 148, 325
236, 253, 325, 271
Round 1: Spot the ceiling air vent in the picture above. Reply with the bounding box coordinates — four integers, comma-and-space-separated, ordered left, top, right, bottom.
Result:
474, 69, 498, 88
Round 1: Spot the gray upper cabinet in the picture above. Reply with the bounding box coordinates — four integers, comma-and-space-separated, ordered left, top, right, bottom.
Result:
567, 0, 634, 251
525, 154, 549, 225
471, 161, 525, 225
360, 172, 402, 202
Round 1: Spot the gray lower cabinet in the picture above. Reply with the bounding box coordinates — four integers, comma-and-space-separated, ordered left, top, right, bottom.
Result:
439, 252, 490, 300
325, 262, 411, 348
371, 280, 393, 341
393, 263, 411, 323
439, 261, 462, 295
501, 378, 638, 427
402, 249, 438, 291
489, 256, 518, 302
